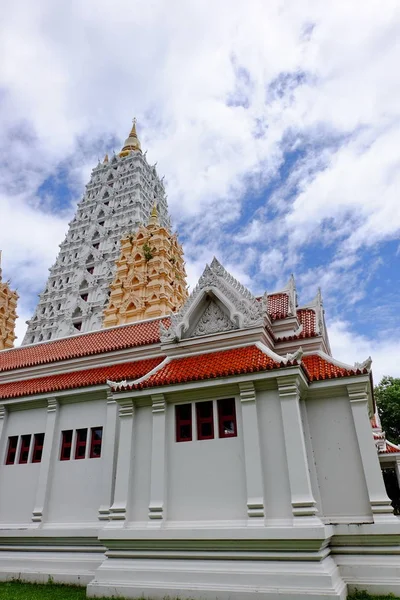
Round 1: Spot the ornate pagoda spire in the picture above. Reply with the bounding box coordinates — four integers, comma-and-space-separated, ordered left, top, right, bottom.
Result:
0, 251, 18, 350
119, 118, 142, 157
103, 215, 188, 327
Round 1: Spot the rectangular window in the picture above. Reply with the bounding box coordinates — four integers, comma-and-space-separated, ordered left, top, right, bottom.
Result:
89, 427, 103, 458
196, 401, 214, 440
32, 433, 45, 463
18, 434, 32, 464
176, 404, 192, 442
218, 398, 237, 438
5, 436, 18, 465
60, 430, 73, 461
75, 428, 88, 459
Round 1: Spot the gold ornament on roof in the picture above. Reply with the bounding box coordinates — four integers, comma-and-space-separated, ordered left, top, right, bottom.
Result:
119, 118, 142, 157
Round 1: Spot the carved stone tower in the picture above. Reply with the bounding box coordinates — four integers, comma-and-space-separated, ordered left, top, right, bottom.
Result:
103, 206, 187, 327
0, 252, 18, 350
23, 121, 171, 345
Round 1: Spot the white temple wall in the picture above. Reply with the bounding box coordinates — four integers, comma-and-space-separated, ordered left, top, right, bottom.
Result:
166, 395, 248, 522
128, 405, 152, 522
0, 406, 46, 525
305, 394, 372, 522
255, 388, 292, 520
46, 398, 106, 525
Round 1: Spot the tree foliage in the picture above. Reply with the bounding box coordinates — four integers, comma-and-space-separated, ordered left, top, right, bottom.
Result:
375, 376, 400, 445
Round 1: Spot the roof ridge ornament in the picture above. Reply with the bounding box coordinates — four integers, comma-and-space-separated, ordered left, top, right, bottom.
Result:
354, 356, 372, 371
160, 258, 265, 343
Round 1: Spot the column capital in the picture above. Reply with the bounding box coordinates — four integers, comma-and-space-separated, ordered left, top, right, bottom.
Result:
277, 375, 301, 399
106, 389, 116, 405
238, 381, 256, 403
117, 398, 134, 418
0, 404, 6, 420
47, 397, 58, 413
151, 394, 166, 413
347, 382, 369, 403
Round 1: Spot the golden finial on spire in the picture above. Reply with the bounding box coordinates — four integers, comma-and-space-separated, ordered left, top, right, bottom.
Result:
148, 203, 159, 227
103, 153, 109, 163
119, 117, 142, 157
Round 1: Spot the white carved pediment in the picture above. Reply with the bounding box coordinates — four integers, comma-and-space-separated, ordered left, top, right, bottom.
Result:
160, 257, 266, 343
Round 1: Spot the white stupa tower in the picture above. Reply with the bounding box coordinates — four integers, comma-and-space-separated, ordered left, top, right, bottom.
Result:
23, 121, 171, 345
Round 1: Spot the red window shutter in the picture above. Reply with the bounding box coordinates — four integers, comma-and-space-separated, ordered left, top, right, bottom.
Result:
5, 436, 18, 465
89, 427, 103, 458
32, 433, 45, 463
18, 434, 32, 464
217, 398, 237, 438
60, 430, 73, 461
175, 404, 192, 442
196, 401, 214, 440
75, 429, 88, 459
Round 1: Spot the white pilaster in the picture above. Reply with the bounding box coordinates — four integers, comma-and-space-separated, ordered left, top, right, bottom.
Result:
109, 398, 135, 523
347, 382, 394, 519
32, 397, 59, 523
278, 375, 317, 519
98, 390, 119, 521
238, 382, 264, 518
395, 457, 400, 491
148, 394, 167, 521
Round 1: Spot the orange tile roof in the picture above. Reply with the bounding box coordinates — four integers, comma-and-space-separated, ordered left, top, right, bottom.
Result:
0, 319, 170, 373
381, 442, 400, 454
297, 308, 316, 336
135, 345, 286, 389
267, 293, 288, 320
0, 357, 163, 400
302, 354, 367, 381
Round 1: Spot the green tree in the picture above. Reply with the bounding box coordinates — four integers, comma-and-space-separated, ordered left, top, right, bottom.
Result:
375, 376, 400, 445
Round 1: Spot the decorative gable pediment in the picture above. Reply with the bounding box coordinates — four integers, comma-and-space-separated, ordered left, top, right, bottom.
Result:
160, 258, 266, 343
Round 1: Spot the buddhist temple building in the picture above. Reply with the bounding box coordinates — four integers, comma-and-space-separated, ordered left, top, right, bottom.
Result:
0, 122, 399, 600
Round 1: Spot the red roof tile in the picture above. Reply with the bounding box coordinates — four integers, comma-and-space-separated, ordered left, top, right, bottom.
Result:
135, 345, 286, 390
371, 415, 379, 428
302, 354, 367, 381
0, 319, 170, 373
381, 443, 400, 454
297, 308, 316, 336
0, 357, 163, 400
267, 293, 289, 320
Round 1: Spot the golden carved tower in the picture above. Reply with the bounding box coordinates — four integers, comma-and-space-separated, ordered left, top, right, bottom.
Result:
103, 206, 188, 327
0, 252, 18, 350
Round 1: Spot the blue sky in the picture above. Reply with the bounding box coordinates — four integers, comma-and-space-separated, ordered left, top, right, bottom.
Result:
0, 0, 399, 380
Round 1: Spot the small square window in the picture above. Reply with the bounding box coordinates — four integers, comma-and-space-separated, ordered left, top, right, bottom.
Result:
75, 428, 88, 459
60, 430, 73, 461
32, 433, 45, 463
5, 436, 18, 465
89, 427, 103, 458
176, 404, 192, 442
217, 398, 237, 438
196, 401, 214, 440
18, 434, 32, 464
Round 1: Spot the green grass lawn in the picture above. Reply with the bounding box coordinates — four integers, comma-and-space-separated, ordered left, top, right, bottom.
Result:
0, 581, 399, 600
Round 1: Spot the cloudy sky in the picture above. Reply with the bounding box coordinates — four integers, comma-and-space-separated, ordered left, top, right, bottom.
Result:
1, 0, 399, 381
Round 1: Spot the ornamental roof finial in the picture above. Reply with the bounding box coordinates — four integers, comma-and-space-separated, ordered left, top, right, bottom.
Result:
148, 203, 159, 227
119, 118, 141, 157
103, 154, 109, 163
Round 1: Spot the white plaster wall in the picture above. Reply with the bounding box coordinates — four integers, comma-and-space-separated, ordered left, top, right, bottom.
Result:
0, 407, 46, 524
46, 399, 106, 524
256, 389, 292, 520
167, 398, 247, 521
129, 405, 152, 522
305, 395, 372, 521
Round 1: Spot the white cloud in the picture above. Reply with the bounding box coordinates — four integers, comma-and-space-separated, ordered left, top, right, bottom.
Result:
0, 0, 399, 352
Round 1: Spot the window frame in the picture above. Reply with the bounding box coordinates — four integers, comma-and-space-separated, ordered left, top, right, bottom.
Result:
18, 434, 32, 464
5, 436, 18, 465
89, 427, 103, 459
175, 403, 192, 442
60, 430, 73, 461
196, 401, 214, 440
217, 398, 237, 439
32, 433, 45, 463
75, 428, 88, 460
